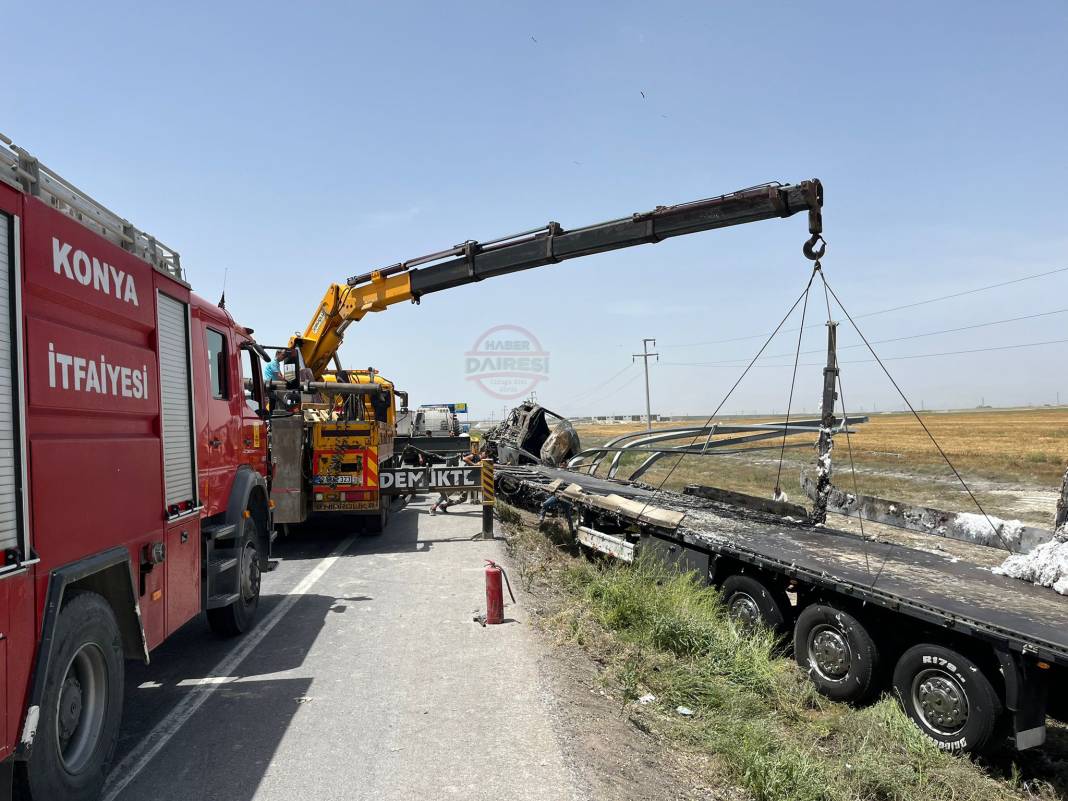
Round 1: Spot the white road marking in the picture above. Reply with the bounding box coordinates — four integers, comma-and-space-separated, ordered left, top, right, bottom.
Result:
174, 676, 237, 687
174, 669, 307, 687
101, 536, 356, 801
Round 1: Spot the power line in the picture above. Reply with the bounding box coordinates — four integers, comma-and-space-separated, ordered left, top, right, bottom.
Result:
663, 306, 1068, 366
840, 337, 1068, 365
605, 372, 643, 405
567, 362, 636, 401
661, 337, 1068, 368
556, 370, 643, 415
666, 265, 1068, 349
568, 270, 1068, 408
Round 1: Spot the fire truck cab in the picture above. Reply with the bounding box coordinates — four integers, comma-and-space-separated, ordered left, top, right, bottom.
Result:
0, 139, 271, 800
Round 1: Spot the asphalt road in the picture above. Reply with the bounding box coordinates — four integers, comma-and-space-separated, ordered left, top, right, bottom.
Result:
102, 499, 586, 801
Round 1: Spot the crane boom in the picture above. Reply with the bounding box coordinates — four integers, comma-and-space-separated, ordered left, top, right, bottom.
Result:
295, 180, 822, 377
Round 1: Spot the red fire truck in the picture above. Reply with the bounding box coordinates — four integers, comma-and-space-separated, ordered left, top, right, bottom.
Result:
0, 138, 272, 800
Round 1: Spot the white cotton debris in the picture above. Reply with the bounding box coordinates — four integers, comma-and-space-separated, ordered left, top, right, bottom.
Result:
676, 706, 695, 717
993, 525, 1068, 595
637, 694, 657, 705
953, 512, 1026, 549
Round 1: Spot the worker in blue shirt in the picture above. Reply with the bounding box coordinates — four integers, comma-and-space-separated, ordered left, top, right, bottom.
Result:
263, 349, 286, 384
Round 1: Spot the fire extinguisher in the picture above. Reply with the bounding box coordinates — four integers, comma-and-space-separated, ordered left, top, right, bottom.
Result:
483, 559, 515, 625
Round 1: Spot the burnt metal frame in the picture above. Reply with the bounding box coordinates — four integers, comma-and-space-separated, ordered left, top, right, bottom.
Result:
566, 416, 867, 481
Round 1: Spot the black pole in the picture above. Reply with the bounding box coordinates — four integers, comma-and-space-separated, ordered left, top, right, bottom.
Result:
481, 460, 495, 539
812, 322, 838, 524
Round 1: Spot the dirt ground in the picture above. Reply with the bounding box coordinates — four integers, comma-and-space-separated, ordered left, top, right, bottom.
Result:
534, 640, 731, 801
513, 527, 742, 801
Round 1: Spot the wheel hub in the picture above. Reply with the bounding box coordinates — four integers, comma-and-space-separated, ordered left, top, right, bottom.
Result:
57, 675, 83, 745
727, 593, 761, 629
809, 626, 850, 680
241, 543, 261, 604
55, 643, 108, 774
914, 671, 968, 732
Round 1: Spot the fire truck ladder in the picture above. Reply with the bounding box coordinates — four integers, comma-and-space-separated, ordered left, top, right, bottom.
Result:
0, 133, 185, 283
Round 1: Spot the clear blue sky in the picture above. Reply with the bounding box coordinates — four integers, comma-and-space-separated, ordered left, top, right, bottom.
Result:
7, 1, 1067, 418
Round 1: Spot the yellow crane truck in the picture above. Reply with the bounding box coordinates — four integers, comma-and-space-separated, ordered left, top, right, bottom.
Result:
265, 180, 824, 533
266, 364, 401, 532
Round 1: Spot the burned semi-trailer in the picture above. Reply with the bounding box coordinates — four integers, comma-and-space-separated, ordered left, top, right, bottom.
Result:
496, 405, 1068, 754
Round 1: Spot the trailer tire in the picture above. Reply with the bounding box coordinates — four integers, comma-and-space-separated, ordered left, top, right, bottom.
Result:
363, 502, 389, 535
893, 644, 1002, 753
794, 604, 880, 703
720, 574, 791, 636
22, 592, 124, 801
207, 513, 263, 636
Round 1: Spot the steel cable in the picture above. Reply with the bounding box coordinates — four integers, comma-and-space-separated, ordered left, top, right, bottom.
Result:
774, 274, 814, 498
632, 269, 820, 524
819, 274, 1015, 554
668, 265, 1068, 349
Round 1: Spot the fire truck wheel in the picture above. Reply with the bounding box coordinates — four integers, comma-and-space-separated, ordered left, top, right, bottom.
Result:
720, 574, 792, 636
892, 644, 1003, 753
207, 515, 263, 636
794, 603, 881, 703
23, 592, 124, 801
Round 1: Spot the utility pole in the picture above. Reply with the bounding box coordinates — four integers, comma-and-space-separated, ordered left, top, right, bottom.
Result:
633, 338, 659, 431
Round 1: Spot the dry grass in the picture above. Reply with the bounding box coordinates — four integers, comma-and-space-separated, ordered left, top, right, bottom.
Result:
573, 408, 1068, 526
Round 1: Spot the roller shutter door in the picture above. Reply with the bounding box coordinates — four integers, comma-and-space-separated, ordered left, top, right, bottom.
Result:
157, 292, 195, 508
0, 215, 18, 551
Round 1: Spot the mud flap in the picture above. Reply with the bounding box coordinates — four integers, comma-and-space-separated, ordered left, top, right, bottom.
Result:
0, 754, 12, 801
224, 466, 272, 567
641, 533, 710, 584
997, 648, 1049, 750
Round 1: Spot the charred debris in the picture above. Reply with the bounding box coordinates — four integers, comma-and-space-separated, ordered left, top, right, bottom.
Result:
481, 402, 580, 467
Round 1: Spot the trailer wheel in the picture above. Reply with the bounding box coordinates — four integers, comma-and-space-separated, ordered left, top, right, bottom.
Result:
207, 513, 263, 636
720, 574, 791, 635
23, 592, 124, 801
794, 604, 880, 703
893, 644, 1002, 753
498, 477, 521, 502
362, 502, 389, 535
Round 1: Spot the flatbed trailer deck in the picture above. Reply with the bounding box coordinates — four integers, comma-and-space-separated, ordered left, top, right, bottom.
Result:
496, 464, 1067, 752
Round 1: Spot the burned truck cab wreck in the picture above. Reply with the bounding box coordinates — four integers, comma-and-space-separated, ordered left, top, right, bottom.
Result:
482, 402, 579, 467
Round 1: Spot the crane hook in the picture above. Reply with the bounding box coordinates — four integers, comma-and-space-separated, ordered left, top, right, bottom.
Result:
803, 233, 827, 261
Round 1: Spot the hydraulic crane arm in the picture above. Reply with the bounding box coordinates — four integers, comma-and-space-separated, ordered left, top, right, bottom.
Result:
295, 180, 823, 377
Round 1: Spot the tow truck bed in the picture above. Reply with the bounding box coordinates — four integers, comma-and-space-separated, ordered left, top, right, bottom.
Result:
501, 466, 1068, 666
